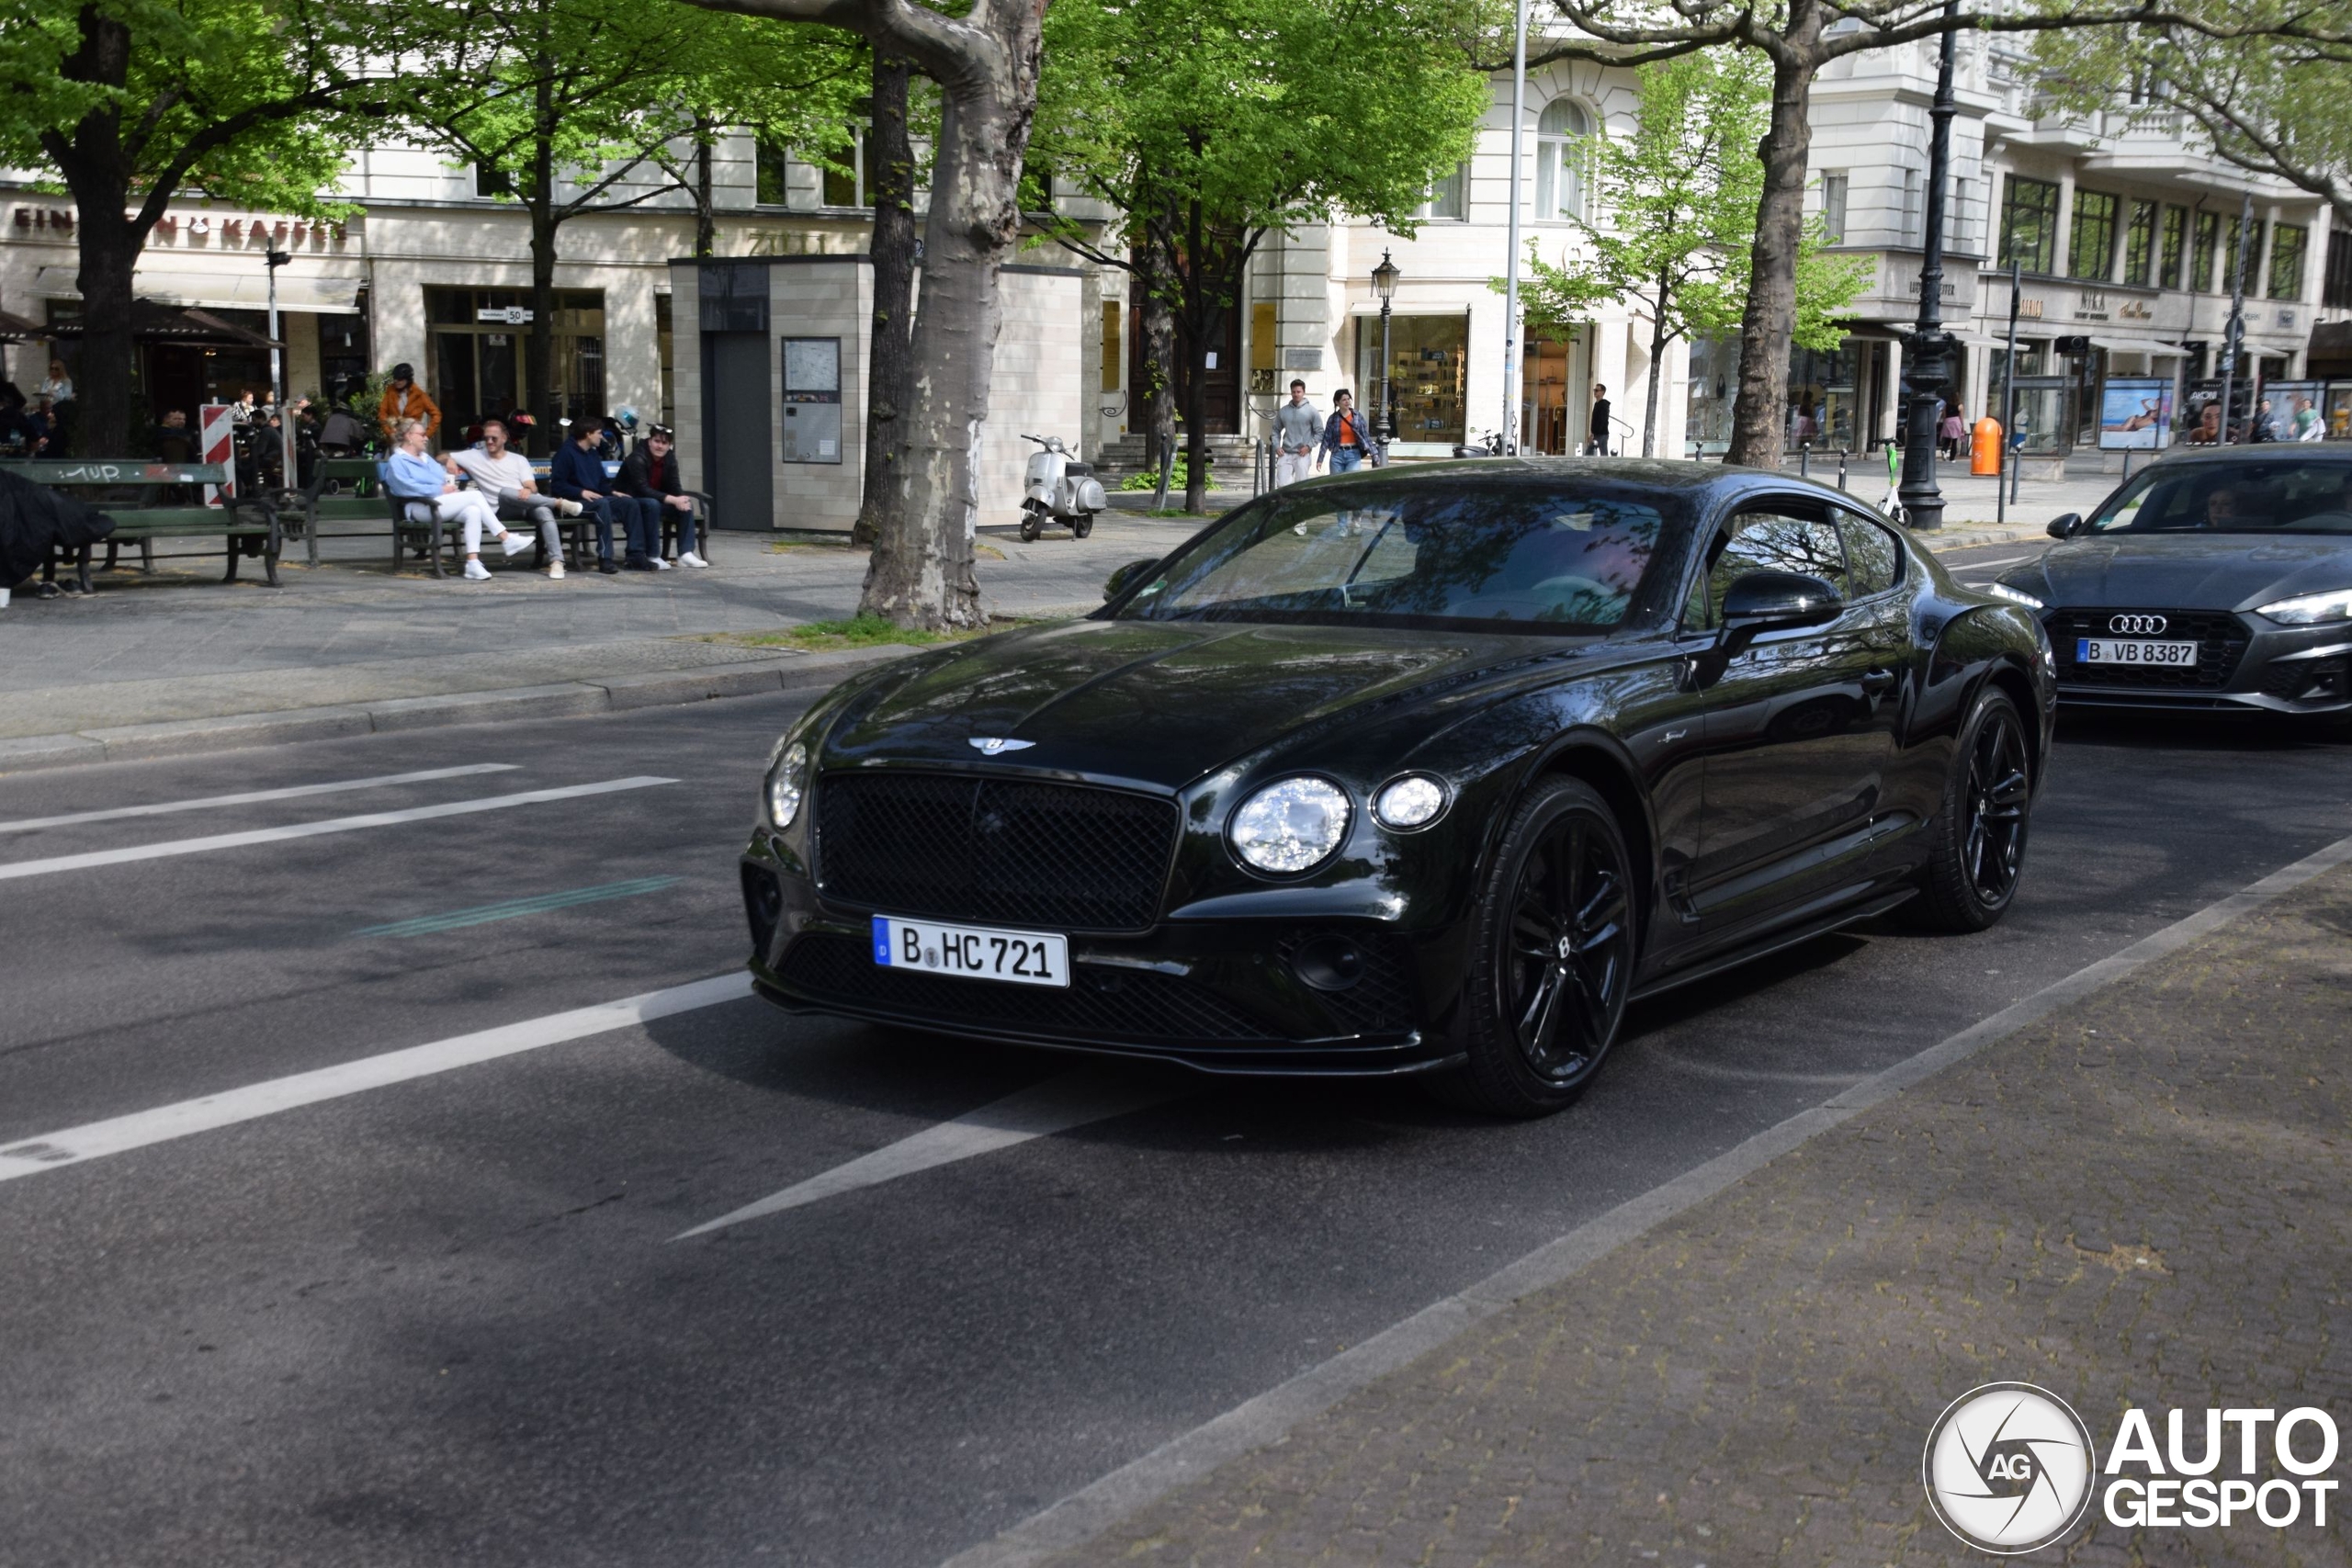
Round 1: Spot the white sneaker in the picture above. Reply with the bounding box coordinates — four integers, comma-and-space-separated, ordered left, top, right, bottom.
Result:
499, 527, 532, 558
553, 498, 584, 517
679, 551, 708, 569
463, 558, 492, 581
650, 557, 673, 570
548, 559, 566, 580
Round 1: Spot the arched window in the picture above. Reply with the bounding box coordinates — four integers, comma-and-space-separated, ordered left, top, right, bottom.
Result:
1534, 99, 1589, 221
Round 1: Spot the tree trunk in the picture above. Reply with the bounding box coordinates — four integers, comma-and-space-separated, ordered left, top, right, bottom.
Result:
42, 5, 146, 457
695, 119, 718, 259
1641, 267, 1671, 458
1138, 240, 1177, 511
856, 18, 1042, 631
522, 67, 559, 453
1725, 20, 1821, 469
853, 51, 917, 552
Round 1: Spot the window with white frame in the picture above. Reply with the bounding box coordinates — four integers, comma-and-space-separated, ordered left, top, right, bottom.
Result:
1419, 162, 1468, 220
1534, 100, 1589, 222
1821, 171, 1849, 243
1902, 170, 1922, 245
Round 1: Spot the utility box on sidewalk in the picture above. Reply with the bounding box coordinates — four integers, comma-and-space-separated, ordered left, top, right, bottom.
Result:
669, 255, 1085, 535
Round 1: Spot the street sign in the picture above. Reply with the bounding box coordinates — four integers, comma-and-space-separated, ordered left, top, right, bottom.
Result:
476, 306, 533, 324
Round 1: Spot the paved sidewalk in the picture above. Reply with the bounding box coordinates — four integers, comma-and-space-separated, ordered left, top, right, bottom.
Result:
1036, 859, 2352, 1567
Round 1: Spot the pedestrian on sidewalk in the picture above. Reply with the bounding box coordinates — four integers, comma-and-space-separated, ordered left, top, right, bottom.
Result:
447, 417, 573, 580
2294, 395, 2324, 442
1588, 384, 1611, 455
1319, 390, 1375, 475
39, 359, 73, 405
317, 403, 367, 455
377, 364, 441, 446
548, 418, 626, 574
1939, 402, 1967, 460
378, 419, 529, 582
1271, 380, 1320, 487
615, 424, 705, 569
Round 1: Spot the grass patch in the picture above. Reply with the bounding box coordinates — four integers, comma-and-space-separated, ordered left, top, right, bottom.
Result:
693, 613, 1048, 653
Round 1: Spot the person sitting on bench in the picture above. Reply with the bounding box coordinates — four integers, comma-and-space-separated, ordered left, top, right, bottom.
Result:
446, 416, 573, 580
548, 417, 628, 573
378, 419, 529, 581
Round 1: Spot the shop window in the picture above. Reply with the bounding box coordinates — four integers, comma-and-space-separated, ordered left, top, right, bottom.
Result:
1820, 172, 1849, 243
2193, 209, 2222, 291
317, 302, 371, 408
1356, 315, 1467, 447
1248, 300, 1276, 393
1784, 342, 1860, 451
1419, 163, 1467, 220
421, 286, 605, 439
1102, 301, 1123, 392
1998, 175, 2059, 275
754, 140, 790, 207
2269, 223, 2308, 300
1683, 334, 1736, 456
2068, 189, 2118, 280
656, 291, 674, 427
2325, 228, 2352, 310
1533, 99, 1589, 222
2124, 200, 2157, 286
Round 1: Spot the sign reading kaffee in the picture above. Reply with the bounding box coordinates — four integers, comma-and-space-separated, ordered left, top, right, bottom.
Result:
9, 207, 350, 247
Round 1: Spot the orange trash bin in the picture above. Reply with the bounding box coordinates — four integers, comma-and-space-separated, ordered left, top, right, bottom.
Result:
1971, 416, 2004, 475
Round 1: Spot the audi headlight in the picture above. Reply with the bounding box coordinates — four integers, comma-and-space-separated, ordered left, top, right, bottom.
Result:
1228, 776, 1351, 873
1372, 774, 1448, 829
2256, 587, 2352, 626
763, 739, 809, 829
1988, 581, 2045, 609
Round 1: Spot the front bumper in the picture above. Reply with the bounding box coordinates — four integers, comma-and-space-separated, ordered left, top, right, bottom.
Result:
2045, 608, 2352, 716
739, 845, 1464, 1077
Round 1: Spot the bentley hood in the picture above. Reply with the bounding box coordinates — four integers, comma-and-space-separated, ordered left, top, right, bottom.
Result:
820, 617, 1585, 789
2011, 534, 2352, 613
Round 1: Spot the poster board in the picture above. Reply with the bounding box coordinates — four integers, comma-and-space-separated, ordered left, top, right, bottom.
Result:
2097, 380, 2173, 450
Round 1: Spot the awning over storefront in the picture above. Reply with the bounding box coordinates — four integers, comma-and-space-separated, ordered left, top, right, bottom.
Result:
31, 265, 363, 312
42, 301, 281, 349
0, 309, 44, 343
2089, 336, 2188, 358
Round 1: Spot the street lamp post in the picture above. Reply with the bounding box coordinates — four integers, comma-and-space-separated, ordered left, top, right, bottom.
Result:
1373, 251, 1399, 446
1499, 0, 1529, 456
2217, 189, 2253, 444
1894, 0, 1961, 532
265, 247, 293, 495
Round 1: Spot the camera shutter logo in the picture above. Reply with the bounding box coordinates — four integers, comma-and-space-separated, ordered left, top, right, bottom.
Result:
2109, 614, 2167, 636
1923, 1382, 2098, 1554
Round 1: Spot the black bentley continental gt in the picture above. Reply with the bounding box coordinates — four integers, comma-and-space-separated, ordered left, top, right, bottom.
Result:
1990, 445, 2352, 732
741, 459, 2054, 1116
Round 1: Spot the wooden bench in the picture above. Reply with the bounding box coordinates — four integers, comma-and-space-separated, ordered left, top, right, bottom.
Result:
0, 458, 280, 590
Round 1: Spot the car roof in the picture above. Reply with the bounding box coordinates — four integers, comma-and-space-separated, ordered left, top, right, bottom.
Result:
2130, 444, 2352, 471
1295, 456, 1870, 507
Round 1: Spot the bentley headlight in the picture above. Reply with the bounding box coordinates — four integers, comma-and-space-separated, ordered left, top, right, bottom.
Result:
1229, 776, 1351, 873
763, 739, 809, 829
2256, 587, 2352, 626
1988, 581, 2045, 609
1372, 774, 1448, 829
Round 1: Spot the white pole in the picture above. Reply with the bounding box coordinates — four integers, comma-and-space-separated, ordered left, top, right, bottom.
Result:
266, 260, 290, 493
1500, 0, 1529, 455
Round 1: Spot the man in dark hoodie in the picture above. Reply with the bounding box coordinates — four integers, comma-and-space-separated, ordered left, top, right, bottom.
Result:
613, 424, 704, 569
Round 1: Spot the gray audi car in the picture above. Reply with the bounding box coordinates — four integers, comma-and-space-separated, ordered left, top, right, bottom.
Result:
1993, 446, 2352, 733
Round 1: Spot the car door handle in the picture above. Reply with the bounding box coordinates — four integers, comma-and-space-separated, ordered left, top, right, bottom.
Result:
1860, 668, 1897, 694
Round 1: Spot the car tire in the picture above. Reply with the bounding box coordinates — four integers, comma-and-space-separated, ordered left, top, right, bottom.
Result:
1907, 685, 2033, 933
1437, 776, 1636, 1118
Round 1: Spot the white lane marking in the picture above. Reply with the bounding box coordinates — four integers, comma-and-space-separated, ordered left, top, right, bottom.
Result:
0, 776, 675, 883
0, 975, 752, 1184
0, 764, 522, 836
936, 824, 2352, 1568
673, 1069, 1182, 1238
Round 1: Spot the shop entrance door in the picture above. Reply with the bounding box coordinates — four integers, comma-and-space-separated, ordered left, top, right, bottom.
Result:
1521, 332, 1573, 453
141, 344, 206, 424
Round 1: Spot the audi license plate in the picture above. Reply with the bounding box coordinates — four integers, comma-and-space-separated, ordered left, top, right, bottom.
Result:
2076, 637, 2199, 667
871, 915, 1070, 988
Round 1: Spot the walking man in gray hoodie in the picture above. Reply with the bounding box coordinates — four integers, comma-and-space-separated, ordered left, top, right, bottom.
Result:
1271, 379, 1321, 487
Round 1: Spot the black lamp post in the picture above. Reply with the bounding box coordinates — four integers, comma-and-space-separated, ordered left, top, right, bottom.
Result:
1372, 250, 1399, 443
1895, 0, 1961, 531
265, 247, 293, 493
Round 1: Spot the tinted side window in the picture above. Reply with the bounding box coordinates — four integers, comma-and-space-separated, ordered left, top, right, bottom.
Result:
1704, 507, 1846, 624
1836, 512, 1903, 597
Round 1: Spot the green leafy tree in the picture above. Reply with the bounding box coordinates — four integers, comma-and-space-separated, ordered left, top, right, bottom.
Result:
1504, 52, 1866, 456
0, 0, 396, 452
1030, 0, 1497, 512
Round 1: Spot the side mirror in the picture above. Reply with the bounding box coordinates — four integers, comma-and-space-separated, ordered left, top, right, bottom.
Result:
1102, 556, 1162, 602
2046, 513, 2083, 540
1721, 570, 1843, 638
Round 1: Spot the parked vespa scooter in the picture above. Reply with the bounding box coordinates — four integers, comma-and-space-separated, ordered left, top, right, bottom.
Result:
1019, 433, 1107, 541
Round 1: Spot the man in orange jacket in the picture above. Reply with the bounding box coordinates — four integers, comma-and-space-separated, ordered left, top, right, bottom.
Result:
377, 363, 441, 446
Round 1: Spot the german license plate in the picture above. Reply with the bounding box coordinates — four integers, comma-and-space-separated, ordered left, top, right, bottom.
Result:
2076, 637, 2199, 667
870, 915, 1070, 988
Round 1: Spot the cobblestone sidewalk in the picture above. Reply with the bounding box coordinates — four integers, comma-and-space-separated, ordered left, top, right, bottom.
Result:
1040, 862, 2352, 1568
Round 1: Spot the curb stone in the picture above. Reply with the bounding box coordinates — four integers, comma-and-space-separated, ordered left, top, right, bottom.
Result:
0, 644, 922, 777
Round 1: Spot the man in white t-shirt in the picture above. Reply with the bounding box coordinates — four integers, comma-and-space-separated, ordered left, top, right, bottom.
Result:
446, 418, 570, 579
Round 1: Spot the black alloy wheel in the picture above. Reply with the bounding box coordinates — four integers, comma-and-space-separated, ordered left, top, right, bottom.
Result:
1445, 777, 1635, 1117
1911, 687, 2032, 932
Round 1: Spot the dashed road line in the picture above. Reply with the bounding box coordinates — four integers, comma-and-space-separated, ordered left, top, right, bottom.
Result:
355, 875, 684, 937
0, 763, 521, 835
0, 776, 674, 882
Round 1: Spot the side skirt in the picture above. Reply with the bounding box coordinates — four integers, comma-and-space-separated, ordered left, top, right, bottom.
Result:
1628, 887, 1917, 1005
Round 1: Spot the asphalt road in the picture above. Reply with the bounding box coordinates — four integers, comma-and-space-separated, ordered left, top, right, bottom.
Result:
4, 558, 2347, 1568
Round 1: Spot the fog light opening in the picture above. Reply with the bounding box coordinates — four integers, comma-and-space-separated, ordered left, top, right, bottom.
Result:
1292, 936, 1366, 992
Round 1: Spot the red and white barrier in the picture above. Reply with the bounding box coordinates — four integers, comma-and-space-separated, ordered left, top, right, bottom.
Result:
199, 403, 235, 507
